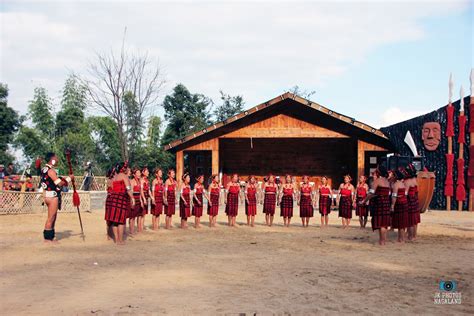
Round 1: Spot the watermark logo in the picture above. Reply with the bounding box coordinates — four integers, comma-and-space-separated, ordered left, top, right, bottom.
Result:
434, 280, 462, 305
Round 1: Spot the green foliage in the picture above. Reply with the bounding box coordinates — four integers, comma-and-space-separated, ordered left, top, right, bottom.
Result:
213, 90, 245, 122
28, 87, 54, 137
14, 126, 50, 160
56, 75, 88, 135
124, 91, 144, 162
161, 84, 212, 146
0, 83, 21, 164
88, 116, 122, 172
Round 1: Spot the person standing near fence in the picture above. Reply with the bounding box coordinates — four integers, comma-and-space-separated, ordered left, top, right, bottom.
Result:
41, 152, 74, 243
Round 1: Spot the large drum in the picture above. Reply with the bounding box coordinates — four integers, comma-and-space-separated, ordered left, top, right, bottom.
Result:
417, 171, 435, 213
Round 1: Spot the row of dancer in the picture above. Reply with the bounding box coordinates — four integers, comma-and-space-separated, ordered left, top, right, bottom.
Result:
104, 162, 420, 245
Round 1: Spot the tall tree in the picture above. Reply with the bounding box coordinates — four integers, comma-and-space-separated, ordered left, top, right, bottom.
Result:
0, 83, 21, 164
161, 84, 212, 147
213, 90, 245, 122
123, 91, 144, 162
83, 35, 164, 161
28, 87, 55, 138
56, 75, 88, 135
88, 116, 122, 172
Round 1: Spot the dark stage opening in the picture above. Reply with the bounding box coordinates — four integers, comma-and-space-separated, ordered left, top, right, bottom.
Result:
220, 138, 357, 186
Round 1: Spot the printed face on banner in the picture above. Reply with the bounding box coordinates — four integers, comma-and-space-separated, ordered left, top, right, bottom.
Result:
422, 122, 441, 151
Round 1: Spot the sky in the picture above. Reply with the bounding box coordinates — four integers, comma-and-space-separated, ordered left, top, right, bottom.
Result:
0, 0, 473, 128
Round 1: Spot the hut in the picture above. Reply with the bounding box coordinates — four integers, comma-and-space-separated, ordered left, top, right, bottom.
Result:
165, 92, 392, 187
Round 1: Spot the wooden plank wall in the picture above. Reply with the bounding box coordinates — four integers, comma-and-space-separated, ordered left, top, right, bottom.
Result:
220, 138, 357, 187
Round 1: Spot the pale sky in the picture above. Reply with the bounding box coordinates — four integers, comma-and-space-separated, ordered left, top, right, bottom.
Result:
1, 0, 472, 128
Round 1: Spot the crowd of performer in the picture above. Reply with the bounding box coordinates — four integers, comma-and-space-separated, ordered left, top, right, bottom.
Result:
102, 162, 421, 246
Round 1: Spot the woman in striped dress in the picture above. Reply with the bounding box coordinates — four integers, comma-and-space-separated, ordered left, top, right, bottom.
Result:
151, 168, 164, 230
299, 175, 314, 227
225, 174, 241, 227
360, 165, 392, 246
130, 168, 143, 235
245, 175, 258, 227
262, 174, 277, 227
105, 162, 134, 245
390, 168, 409, 243
404, 164, 420, 241
280, 175, 295, 227
105, 166, 115, 240
138, 167, 150, 233
179, 173, 191, 229
192, 175, 207, 228
207, 174, 220, 228
317, 176, 332, 228
338, 175, 354, 229
355, 175, 369, 228
164, 169, 177, 229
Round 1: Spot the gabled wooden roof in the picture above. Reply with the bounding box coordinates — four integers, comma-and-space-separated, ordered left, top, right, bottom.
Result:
165, 92, 390, 152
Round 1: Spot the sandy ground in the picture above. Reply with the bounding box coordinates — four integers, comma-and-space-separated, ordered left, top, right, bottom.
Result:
0, 207, 473, 315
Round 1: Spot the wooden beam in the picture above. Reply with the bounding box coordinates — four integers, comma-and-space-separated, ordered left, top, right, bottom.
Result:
176, 150, 184, 184
212, 141, 219, 176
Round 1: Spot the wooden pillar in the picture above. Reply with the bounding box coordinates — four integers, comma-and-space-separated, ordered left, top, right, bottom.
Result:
176, 150, 184, 183
357, 140, 364, 180
212, 140, 219, 176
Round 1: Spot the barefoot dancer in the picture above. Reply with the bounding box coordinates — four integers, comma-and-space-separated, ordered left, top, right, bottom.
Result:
164, 169, 177, 229
390, 168, 409, 243
280, 175, 295, 227
338, 175, 354, 229
355, 175, 369, 228
41, 152, 74, 243
404, 164, 420, 241
139, 167, 151, 232
299, 175, 314, 227
361, 165, 391, 246
130, 168, 142, 234
192, 175, 207, 228
179, 173, 192, 229
151, 168, 164, 230
317, 176, 332, 228
262, 174, 277, 226
225, 174, 240, 227
105, 166, 116, 240
105, 162, 134, 244
207, 175, 220, 227
245, 175, 258, 227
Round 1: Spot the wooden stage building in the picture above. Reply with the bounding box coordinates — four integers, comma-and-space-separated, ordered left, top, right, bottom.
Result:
165, 93, 393, 186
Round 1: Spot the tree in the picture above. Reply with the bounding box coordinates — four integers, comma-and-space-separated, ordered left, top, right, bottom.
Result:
28, 87, 55, 138
213, 90, 245, 122
83, 35, 165, 161
56, 75, 88, 135
123, 91, 144, 162
88, 116, 122, 172
0, 83, 21, 164
288, 85, 316, 99
161, 84, 212, 147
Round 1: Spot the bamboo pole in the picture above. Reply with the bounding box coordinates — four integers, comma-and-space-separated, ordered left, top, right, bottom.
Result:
469, 70, 474, 212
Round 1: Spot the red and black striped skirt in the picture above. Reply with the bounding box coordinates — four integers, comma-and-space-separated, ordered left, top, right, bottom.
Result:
142, 191, 150, 215
300, 195, 314, 218
371, 195, 392, 230
105, 191, 130, 224
152, 192, 164, 216
319, 195, 331, 216
355, 196, 368, 217
130, 193, 142, 218
280, 195, 293, 218
166, 191, 176, 216
392, 196, 408, 229
179, 194, 191, 219
245, 193, 257, 216
407, 192, 420, 226
338, 196, 352, 219
207, 192, 219, 216
225, 192, 239, 217
192, 193, 203, 217
263, 193, 276, 215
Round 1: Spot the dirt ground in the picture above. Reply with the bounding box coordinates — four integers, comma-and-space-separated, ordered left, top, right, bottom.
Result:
0, 208, 473, 315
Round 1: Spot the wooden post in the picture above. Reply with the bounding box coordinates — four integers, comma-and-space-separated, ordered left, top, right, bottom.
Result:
470, 70, 474, 212
446, 74, 454, 211
458, 86, 465, 211
212, 145, 219, 176
176, 150, 184, 184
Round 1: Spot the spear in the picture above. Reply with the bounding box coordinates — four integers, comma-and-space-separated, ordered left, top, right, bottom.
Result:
445, 74, 455, 211
65, 150, 85, 241
456, 86, 466, 211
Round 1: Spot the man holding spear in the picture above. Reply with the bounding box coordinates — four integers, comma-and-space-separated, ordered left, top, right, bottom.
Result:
40, 152, 74, 243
